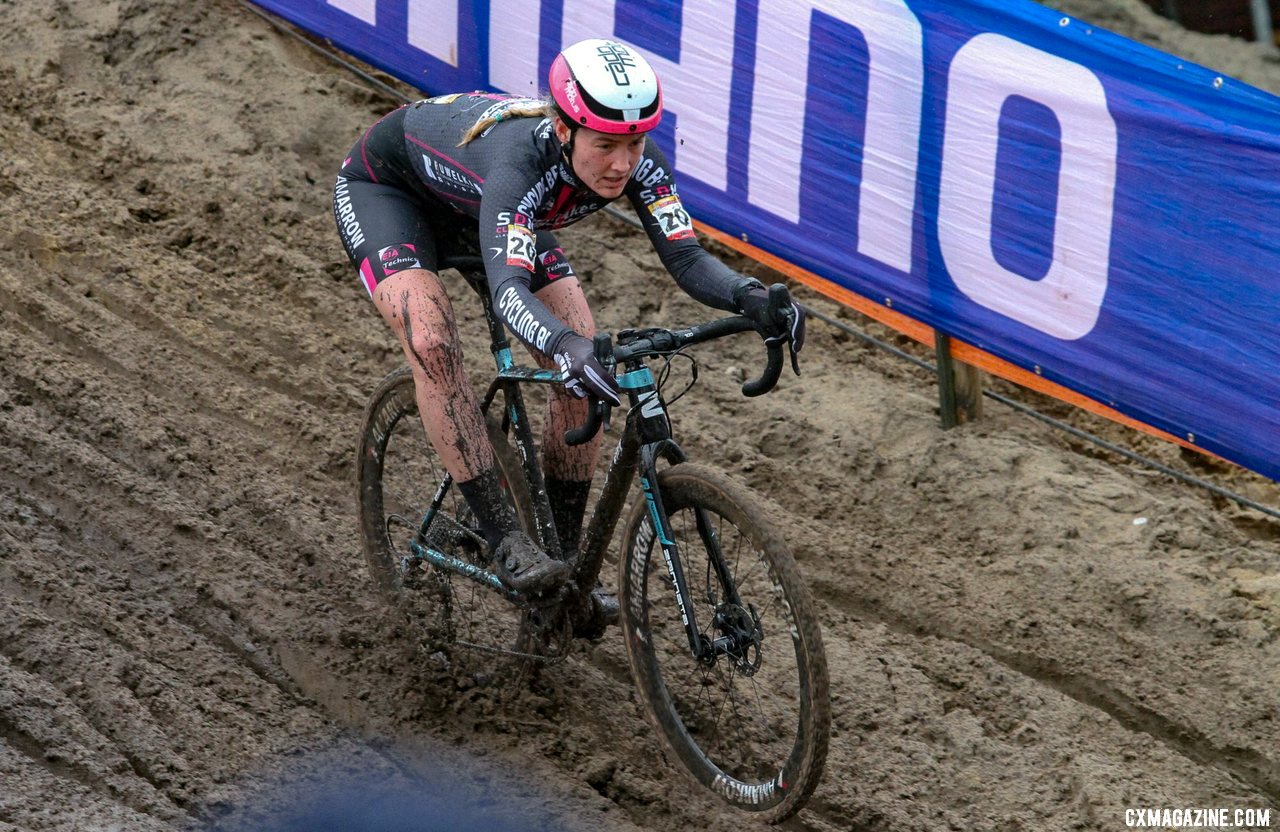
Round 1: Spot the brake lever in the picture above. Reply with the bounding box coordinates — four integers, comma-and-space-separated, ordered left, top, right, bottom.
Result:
741, 283, 793, 395
563, 333, 617, 446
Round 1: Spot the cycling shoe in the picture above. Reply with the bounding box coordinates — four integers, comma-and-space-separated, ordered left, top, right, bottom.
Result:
493, 531, 570, 595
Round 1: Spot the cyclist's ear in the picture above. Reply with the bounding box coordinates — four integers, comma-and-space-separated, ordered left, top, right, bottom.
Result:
552, 115, 573, 145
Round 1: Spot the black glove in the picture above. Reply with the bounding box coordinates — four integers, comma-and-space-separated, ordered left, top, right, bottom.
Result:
735, 283, 807, 373
553, 333, 621, 407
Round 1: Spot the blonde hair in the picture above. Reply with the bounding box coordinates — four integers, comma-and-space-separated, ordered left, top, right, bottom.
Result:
458, 96, 555, 146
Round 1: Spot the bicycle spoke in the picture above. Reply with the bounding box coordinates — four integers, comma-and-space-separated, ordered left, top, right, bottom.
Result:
643, 500, 804, 781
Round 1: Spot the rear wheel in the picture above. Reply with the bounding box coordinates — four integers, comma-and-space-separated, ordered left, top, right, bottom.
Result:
357, 367, 533, 659
619, 463, 829, 822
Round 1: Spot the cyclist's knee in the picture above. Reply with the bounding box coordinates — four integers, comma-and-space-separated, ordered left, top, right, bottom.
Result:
404, 327, 462, 376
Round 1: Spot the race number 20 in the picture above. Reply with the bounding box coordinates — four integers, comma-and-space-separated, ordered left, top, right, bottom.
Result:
649, 195, 696, 241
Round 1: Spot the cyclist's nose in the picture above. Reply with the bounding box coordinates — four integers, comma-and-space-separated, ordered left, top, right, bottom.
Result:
609, 148, 633, 173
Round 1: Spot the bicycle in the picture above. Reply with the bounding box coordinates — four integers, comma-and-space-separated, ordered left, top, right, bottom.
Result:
356, 254, 830, 822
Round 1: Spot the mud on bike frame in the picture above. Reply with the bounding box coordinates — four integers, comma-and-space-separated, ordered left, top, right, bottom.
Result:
406, 253, 793, 656
366, 251, 829, 821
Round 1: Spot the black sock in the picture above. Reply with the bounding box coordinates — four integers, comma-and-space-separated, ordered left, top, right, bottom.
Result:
546, 477, 591, 558
456, 469, 517, 552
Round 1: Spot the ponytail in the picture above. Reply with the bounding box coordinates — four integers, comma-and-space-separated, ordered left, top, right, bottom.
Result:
457, 97, 555, 146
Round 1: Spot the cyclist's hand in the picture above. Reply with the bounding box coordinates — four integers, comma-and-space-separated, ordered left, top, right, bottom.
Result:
553, 333, 621, 407
737, 285, 807, 374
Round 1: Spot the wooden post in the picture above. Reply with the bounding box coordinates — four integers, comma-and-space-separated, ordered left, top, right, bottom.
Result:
1251, 0, 1276, 49
935, 332, 985, 427
936, 331, 959, 429
954, 357, 985, 423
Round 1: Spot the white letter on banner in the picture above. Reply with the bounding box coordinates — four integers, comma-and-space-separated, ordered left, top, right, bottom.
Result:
939, 33, 1117, 340
748, 0, 923, 273
489, 0, 541, 94
327, 0, 375, 25
561, 0, 735, 190
408, 0, 460, 67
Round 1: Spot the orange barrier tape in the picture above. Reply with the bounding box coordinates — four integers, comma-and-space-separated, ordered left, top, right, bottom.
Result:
695, 220, 1207, 457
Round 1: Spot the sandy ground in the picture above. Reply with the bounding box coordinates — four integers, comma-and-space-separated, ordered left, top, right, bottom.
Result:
2, 1, 1278, 830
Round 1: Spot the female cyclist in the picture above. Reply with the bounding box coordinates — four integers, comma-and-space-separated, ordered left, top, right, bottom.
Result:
333, 38, 805, 601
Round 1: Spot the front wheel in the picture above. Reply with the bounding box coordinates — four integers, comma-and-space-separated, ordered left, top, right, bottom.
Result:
618, 463, 829, 822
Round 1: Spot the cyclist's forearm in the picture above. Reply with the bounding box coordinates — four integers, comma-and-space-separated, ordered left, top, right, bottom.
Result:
665, 249, 761, 313
489, 275, 570, 356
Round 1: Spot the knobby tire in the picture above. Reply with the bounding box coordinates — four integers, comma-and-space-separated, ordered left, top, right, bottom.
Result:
618, 463, 830, 822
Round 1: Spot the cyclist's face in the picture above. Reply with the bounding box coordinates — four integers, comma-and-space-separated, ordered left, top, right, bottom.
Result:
557, 121, 646, 198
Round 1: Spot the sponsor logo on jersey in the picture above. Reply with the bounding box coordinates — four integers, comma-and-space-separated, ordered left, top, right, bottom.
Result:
421, 155, 482, 197
539, 247, 574, 281
377, 243, 421, 276
517, 169, 561, 216
558, 160, 580, 188
497, 286, 552, 351
333, 175, 365, 249
494, 211, 531, 233
542, 201, 600, 230
631, 157, 668, 189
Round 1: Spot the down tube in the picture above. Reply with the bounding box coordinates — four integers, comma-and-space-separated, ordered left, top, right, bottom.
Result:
577, 424, 642, 584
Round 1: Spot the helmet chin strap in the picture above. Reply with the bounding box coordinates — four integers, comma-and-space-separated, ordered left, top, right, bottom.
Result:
559, 131, 577, 175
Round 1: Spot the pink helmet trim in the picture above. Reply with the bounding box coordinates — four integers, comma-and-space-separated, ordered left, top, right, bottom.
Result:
548, 43, 663, 134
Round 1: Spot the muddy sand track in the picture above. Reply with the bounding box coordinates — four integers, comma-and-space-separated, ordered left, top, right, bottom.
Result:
2, 1, 1279, 829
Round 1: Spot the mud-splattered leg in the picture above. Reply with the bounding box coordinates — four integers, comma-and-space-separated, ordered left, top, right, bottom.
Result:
373, 268, 494, 479
371, 267, 528, 554
372, 270, 565, 593
528, 275, 602, 480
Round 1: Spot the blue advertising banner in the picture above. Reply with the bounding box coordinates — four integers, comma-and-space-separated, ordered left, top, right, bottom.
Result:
252, 0, 1280, 481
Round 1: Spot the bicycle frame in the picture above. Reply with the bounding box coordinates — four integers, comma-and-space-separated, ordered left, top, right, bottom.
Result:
366, 258, 825, 819
403, 264, 744, 661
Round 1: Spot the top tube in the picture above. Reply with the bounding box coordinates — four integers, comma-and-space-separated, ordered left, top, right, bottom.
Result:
439, 253, 485, 274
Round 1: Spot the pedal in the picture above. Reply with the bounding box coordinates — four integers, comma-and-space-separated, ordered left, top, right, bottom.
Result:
573, 584, 620, 640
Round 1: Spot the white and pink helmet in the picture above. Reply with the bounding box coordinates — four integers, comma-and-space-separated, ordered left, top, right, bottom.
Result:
549, 39, 662, 134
